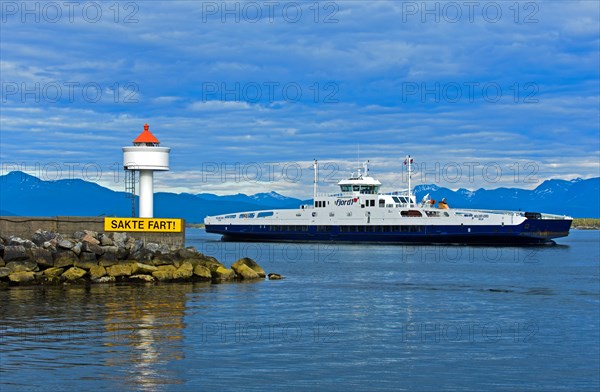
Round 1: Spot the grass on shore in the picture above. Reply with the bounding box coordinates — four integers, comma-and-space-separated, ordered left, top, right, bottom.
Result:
572, 218, 600, 229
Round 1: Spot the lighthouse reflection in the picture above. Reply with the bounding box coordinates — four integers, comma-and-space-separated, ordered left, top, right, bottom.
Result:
99, 283, 202, 390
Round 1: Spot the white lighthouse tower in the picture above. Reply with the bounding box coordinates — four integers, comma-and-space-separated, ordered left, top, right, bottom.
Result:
122, 124, 170, 218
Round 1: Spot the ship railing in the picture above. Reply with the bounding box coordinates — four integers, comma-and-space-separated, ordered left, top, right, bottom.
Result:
382, 190, 410, 196
315, 192, 360, 197
452, 208, 568, 219
454, 208, 521, 215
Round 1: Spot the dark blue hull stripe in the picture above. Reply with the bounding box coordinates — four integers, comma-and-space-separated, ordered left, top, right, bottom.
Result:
205, 220, 572, 245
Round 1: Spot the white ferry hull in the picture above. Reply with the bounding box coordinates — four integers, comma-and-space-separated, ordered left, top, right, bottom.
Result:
205, 209, 572, 245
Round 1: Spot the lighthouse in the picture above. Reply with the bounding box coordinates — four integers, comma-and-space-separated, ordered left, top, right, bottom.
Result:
122, 124, 170, 218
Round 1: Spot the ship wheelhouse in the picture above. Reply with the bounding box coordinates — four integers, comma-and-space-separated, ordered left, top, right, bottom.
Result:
337, 176, 381, 195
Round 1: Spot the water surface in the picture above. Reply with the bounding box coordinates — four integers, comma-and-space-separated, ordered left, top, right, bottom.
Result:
1, 230, 598, 391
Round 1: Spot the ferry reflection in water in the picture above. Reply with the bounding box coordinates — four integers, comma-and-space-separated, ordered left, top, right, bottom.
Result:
0, 283, 206, 390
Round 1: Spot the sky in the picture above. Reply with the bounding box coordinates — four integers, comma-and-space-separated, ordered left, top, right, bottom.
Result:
1, 0, 599, 198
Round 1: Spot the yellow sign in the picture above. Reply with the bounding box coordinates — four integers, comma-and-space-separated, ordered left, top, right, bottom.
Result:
104, 217, 183, 233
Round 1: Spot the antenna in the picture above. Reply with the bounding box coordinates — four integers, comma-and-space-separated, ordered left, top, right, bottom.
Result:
405, 155, 413, 206
313, 159, 318, 200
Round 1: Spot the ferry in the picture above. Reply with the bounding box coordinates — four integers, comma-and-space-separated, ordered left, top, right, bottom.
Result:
204, 157, 572, 245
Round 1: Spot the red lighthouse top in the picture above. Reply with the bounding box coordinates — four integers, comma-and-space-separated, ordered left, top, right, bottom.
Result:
133, 124, 160, 145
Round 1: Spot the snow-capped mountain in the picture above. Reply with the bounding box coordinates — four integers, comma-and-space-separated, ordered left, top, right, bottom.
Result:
1, 171, 598, 222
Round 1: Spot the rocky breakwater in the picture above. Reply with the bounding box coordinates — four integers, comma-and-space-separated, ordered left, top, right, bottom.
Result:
0, 230, 283, 286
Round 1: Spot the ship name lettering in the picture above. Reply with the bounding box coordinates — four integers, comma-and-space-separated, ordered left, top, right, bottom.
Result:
335, 199, 354, 206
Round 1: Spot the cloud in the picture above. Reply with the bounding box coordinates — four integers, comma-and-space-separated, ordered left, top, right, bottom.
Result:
1, 0, 598, 198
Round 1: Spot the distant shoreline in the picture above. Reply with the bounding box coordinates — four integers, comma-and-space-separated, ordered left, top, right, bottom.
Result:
572, 218, 600, 230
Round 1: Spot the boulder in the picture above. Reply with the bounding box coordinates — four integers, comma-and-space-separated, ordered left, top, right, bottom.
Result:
157, 244, 172, 254
268, 273, 284, 280
152, 254, 176, 265
152, 265, 177, 281
89, 265, 107, 280
82, 241, 104, 255
98, 234, 114, 246
79, 251, 97, 262
176, 247, 199, 260
130, 274, 155, 282
232, 257, 266, 278
0, 256, 4, 267
130, 248, 154, 262
54, 251, 78, 268
43, 267, 65, 278
82, 232, 100, 245
130, 262, 158, 275
198, 257, 226, 272
6, 260, 38, 273
106, 264, 132, 277
125, 238, 136, 250
32, 230, 56, 246
116, 246, 130, 260
3, 245, 30, 262
57, 237, 75, 249
144, 242, 160, 253
193, 265, 212, 280
43, 241, 57, 253
0, 244, 4, 258
93, 276, 116, 284
74, 258, 98, 270
0, 267, 10, 279
173, 262, 194, 280
72, 231, 86, 240
31, 248, 54, 267
9, 271, 35, 283
99, 247, 119, 266
71, 242, 82, 256
233, 263, 260, 280
111, 232, 128, 248
7, 236, 35, 248
62, 267, 87, 281
212, 266, 236, 282
84, 229, 99, 238
131, 240, 144, 254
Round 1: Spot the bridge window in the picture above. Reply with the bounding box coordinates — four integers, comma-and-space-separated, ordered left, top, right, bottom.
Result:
401, 210, 423, 217
257, 211, 274, 218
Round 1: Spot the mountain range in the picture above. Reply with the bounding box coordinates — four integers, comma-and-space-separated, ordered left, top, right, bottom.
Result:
0, 171, 598, 222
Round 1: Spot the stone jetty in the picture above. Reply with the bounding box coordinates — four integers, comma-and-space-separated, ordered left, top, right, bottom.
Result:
0, 229, 282, 286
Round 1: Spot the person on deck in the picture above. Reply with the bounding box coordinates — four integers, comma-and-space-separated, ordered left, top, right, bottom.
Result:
438, 198, 449, 209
